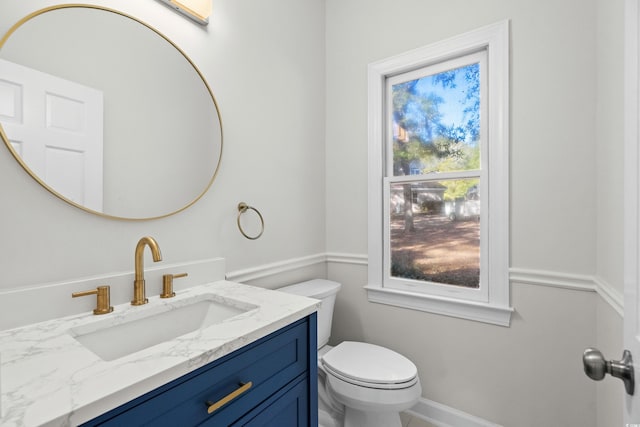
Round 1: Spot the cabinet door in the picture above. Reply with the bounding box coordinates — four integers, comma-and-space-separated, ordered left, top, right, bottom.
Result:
230, 377, 309, 427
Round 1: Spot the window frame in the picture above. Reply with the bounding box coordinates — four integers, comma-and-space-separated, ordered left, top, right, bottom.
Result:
365, 21, 512, 326
384, 51, 488, 302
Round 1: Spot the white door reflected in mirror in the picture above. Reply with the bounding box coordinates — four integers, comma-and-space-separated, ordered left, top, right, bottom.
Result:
0, 59, 104, 211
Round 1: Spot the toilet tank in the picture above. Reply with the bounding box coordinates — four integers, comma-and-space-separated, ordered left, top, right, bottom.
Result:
278, 279, 341, 349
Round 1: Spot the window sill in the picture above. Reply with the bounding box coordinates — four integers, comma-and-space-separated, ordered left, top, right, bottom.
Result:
364, 284, 513, 327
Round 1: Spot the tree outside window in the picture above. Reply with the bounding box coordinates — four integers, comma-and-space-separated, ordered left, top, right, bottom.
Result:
388, 59, 482, 288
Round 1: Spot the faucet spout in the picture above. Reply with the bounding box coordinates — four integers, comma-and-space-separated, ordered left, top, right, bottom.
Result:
132, 236, 162, 305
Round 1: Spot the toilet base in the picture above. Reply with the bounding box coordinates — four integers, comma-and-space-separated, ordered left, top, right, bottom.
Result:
343, 406, 402, 427
319, 408, 340, 427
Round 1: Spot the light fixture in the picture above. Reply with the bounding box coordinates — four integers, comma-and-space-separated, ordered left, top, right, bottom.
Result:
157, 0, 211, 25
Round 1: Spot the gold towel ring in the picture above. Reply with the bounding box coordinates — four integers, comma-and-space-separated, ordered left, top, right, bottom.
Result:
237, 202, 264, 240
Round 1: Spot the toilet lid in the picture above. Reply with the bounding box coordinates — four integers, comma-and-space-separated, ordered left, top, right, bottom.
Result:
322, 341, 417, 387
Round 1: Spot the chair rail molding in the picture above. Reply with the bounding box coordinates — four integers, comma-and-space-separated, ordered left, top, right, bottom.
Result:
508, 267, 623, 316
225, 253, 326, 283
508, 268, 595, 291
226, 253, 623, 317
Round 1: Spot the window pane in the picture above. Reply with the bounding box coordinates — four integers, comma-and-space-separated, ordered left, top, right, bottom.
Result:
389, 178, 480, 288
391, 63, 480, 176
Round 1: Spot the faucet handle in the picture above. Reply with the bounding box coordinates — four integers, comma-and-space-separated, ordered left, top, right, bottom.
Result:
161, 273, 188, 298
72, 285, 114, 315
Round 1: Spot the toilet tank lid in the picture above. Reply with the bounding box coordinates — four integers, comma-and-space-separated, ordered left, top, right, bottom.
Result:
278, 279, 341, 299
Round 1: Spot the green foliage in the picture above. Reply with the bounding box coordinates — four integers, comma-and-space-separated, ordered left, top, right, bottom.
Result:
463, 64, 481, 141
435, 144, 480, 201
441, 178, 479, 201
392, 82, 442, 143
391, 63, 481, 177
391, 63, 481, 231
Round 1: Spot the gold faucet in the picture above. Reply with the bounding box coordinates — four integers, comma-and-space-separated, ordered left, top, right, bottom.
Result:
72, 285, 114, 315
132, 236, 162, 305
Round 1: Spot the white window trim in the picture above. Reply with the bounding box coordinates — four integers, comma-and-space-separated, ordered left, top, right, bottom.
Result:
366, 20, 512, 327
384, 50, 488, 303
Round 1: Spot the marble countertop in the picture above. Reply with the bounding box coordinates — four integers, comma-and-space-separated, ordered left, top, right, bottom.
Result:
0, 281, 319, 427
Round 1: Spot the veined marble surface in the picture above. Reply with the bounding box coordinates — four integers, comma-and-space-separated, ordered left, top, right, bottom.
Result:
0, 280, 319, 427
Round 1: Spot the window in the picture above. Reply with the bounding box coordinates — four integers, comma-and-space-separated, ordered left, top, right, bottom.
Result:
366, 21, 512, 326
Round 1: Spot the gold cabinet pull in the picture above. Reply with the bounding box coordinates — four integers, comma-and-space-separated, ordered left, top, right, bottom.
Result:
205, 381, 253, 414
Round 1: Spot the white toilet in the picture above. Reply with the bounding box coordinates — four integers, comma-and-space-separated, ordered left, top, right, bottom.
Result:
279, 279, 421, 427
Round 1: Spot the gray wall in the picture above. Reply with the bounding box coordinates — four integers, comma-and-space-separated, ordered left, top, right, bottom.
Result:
325, 0, 623, 425
595, 0, 625, 424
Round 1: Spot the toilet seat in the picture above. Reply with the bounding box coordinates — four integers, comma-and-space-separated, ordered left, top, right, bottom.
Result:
325, 364, 422, 413
322, 341, 418, 390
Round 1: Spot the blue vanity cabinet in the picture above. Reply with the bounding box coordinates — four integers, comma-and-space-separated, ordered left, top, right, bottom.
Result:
231, 377, 310, 426
82, 314, 318, 427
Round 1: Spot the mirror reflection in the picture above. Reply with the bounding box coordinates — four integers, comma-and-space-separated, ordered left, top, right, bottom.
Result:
0, 5, 222, 219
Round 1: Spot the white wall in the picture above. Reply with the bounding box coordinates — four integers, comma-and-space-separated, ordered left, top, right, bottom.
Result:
325, 0, 621, 425
596, 0, 624, 295
595, 0, 625, 424
0, 0, 326, 291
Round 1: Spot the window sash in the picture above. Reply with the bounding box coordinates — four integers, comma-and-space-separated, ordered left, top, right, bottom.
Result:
382, 174, 488, 302
382, 51, 488, 302
385, 51, 487, 177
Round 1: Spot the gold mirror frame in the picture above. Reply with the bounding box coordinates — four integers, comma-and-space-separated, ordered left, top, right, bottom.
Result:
0, 4, 223, 220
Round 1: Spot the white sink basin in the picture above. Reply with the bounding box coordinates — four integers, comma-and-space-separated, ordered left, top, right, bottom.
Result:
70, 296, 256, 361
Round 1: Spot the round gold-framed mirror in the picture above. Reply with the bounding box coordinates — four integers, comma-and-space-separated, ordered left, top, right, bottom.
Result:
0, 5, 223, 220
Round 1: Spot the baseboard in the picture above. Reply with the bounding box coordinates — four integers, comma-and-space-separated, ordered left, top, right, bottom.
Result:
405, 397, 502, 427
